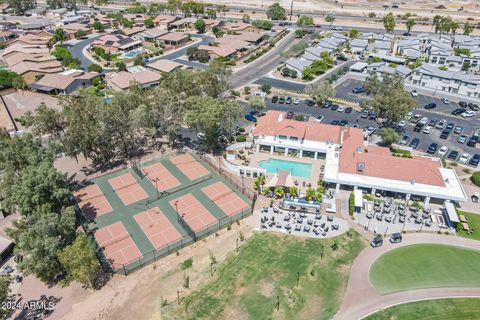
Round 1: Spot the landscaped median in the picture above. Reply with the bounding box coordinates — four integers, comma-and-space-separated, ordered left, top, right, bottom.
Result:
364, 298, 480, 320
369, 244, 480, 294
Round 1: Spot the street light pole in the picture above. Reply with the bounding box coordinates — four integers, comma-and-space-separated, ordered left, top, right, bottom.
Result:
175, 201, 179, 221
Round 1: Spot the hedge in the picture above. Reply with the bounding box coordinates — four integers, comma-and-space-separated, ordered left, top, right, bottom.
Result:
349, 192, 355, 216
471, 172, 480, 187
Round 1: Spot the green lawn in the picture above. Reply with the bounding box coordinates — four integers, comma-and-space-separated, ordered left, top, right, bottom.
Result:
165, 231, 366, 320
370, 244, 480, 294
364, 298, 480, 320
456, 211, 480, 240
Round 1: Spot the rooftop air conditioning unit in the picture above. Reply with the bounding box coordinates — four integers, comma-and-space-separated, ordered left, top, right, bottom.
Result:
356, 162, 365, 173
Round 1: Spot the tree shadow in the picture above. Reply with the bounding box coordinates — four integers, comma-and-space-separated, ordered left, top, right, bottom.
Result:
14, 295, 62, 320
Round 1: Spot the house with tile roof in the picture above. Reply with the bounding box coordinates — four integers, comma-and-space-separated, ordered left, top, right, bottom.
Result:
251, 110, 466, 205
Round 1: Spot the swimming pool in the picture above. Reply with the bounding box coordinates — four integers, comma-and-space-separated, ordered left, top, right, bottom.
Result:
258, 158, 312, 178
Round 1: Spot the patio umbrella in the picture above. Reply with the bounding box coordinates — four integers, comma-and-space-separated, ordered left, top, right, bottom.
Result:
264, 170, 295, 188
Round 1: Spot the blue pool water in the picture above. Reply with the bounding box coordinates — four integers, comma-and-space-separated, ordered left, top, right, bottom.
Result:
259, 158, 312, 178
104, 97, 113, 103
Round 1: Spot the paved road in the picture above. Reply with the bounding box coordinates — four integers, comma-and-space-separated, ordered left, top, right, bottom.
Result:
334, 233, 480, 320
68, 35, 103, 70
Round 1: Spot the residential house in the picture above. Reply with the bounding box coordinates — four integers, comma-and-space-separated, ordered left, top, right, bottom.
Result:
91, 34, 142, 54
427, 41, 453, 65
222, 22, 259, 33
9, 31, 53, 47
122, 26, 147, 38
222, 32, 266, 45
146, 59, 183, 74
124, 14, 148, 26
62, 23, 92, 39
350, 39, 368, 54
153, 14, 179, 30
409, 63, 480, 98
0, 31, 16, 43
366, 62, 412, 78
168, 17, 196, 30
285, 58, 311, 77
203, 19, 224, 31
198, 45, 237, 59
29, 70, 98, 94
135, 28, 168, 43
216, 37, 251, 52
157, 32, 189, 48
373, 40, 392, 55
106, 68, 161, 91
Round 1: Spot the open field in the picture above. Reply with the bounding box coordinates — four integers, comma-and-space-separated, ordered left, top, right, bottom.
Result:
370, 244, 480, 294
162, 231, 366, 320
364, 298, 480, 320
456, 211, 480, 241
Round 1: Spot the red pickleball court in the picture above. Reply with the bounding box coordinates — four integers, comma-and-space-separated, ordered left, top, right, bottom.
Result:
142, 162, 181, 192
95, 221, 142, 268
134, 207, 182, 250
170, 154, 209, 181
108, 173, 148, 206
169, 194, 217, 232
202, 182, 250, 216
74, 184, 113, 219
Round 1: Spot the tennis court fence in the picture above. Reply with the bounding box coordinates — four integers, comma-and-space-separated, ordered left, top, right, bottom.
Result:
112, 206, 252, 275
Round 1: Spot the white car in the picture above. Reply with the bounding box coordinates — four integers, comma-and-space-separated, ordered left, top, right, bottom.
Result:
365, 126, 376, 135
314, 115, 324, 123
398, 120, 407, 128
462, 111, 476, 118
293, 98, 300, 105
435, 120, 447, 129
423, 126, 432, 134
407, 112, 413, 119
459, 153, 470, 164
419, 117, 429, 125
441, 98, 449, 104
438, 146, 448, 157
410, 90, 418, 97
337, 106, 345, 112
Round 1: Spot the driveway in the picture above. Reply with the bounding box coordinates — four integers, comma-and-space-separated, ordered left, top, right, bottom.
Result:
334, 233, 480, 320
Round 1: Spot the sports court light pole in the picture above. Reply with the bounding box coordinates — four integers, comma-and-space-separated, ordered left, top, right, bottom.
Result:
174, 200, 179, 221
154, 178, 160, 200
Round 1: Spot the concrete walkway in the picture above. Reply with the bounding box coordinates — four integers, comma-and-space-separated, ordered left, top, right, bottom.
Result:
334, 233, 480, 320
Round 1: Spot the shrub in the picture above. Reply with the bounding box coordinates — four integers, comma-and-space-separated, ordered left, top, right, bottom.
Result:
238, 127, 245, 133
349, 192, 354, 216
244, 86, 251, 94
180, 258, 193, 270
471, 172, 480, 187
236, 135, 246, 142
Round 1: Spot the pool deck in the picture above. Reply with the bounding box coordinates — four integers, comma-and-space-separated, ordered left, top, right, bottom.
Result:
231, 152, 324, 192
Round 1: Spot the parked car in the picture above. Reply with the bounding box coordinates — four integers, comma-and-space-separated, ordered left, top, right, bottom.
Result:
286, 111, 294, 119
271, 95, 278, 103
457, 135, 467, 144
345, 107, 353, 113
410, 90, 418, 97
454, 126, 463, 134
369, 111, 378, 119
469, 103, 479, 111
397, 120, 407, 129
446, 123, 455, 130
361, 110, 370, 118
314, 115, 324, 123
400, 135, 409, 145
285, 96, 293, 104
305, 99, 315, 106
331, 104, 339, 111
468, 153, 480, 167
370, 235, 383, 248
389, 233, 402, 243
424, 102, 437, 109
428, 119, 437, 127
462, 110, 476, 118
352, 87, 365, 94
278, 96, 285, 104
435, 119, 447, 129
330, 120, 339, 125
293, 97, 300, 105
447, 150, 459, 161
337, 106, 345, 112
459, 101, 468, 108
438, 146, 448, 157
452, 108, 466, 116
441, 98, 449, 104
459, 153, 470, 164
409, 138, 420, 149
472, 193, 479, 203
339, 119, 349, 126
365, 126, 376, 136
245, 113, 257, 122
427, 143, 438, 154
419, 117, 429, 125
423, 126, 433, 134
414, 123, 424, 132
467, 135, 479, 147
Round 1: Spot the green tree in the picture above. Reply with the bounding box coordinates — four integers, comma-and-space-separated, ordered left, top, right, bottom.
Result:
19, 102, 65, 139
349, 28, 360, 38
53, 28, 68, 44
383, 12, 396, 33
406, 18, 416, 33
58, 233, 100, 288
185, 96, 242, 150
87, 64, 102, 72
471, 172, 480, 187
260, 83, 272, 94
325, 14, 335, 24
144, 17, 154, 28
252, 20, 274, 30
195, 19, 206, 34
92, 21, 105, 32
116, 61, 127, 71
274, 187, 285, 198
379, 127, 400, 146
297, 15, 314, 27
304, 81, 336, 103
454, 47, 471, 56
463, 22, 474, 35
0, 70, 25, 89
133, 56, 145, 66
206, 9, 216, 19
0, 275, 11, 319
7, 0, 35, 15
248, 95, 266, 111
288, 186, 298, 197
74, 29, 87, 39
266, 3, 287, 20
306, 187, 316, 201
363, 72, 403, 96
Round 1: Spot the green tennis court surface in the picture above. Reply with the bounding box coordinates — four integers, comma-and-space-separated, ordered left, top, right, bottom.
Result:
74, 152, 252, 274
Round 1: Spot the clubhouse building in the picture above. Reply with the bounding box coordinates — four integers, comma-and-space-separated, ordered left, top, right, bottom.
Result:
251, 111, 467, 206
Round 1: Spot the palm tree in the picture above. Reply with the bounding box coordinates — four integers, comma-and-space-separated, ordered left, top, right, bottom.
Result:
406, 18, 416, 33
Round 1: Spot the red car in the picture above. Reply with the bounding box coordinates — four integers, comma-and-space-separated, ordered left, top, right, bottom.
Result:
286, 111, 294, 119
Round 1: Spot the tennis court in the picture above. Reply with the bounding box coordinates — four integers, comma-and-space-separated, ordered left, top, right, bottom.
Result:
108, 173, 148, 206
142, 162, 181, 192
74, 184, 112, 219
170, 153, 209, 180
202, 181, 250, 216
95, 221, 142, 269
134, 207, 182, 250
169, 194, 218, 232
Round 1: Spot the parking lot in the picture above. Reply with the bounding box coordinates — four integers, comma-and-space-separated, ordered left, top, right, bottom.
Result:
254, 79, 480, 166
259, 207, 349, 239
